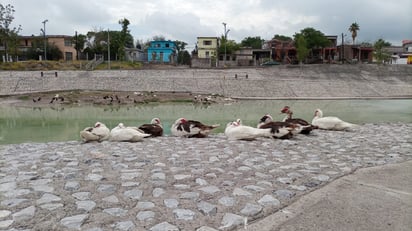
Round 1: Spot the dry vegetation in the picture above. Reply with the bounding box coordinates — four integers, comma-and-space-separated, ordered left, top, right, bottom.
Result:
0, 60, 143, 71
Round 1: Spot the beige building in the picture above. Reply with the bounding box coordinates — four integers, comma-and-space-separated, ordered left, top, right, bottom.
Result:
196, 37, 219, 59
18, 35, 77, 61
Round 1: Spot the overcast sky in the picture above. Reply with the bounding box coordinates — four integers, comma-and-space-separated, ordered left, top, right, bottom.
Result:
4, 0, 411, 49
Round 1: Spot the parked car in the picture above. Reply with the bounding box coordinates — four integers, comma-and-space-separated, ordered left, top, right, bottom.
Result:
261, 61, 280, 66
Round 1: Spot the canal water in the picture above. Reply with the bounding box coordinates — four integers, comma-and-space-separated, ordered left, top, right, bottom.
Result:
0, 99, 411, 144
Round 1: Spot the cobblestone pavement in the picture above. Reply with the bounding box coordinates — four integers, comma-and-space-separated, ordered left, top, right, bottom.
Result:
0, 123, 411, 231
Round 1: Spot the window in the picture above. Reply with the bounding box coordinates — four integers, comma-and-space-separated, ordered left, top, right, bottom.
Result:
64, 39, 72, 46
203, 40, 212, 46
165, 43, 170, 48
205, 51, 210, 58
156, 43, 161, 48
65, 52, 73, 61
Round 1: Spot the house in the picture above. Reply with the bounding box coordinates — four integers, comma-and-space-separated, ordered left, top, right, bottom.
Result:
191, 37, 219, 68
336, 44, 373, 63
234, 47, 271, 66
387, 40, 412, 64
197, 37, 219, 59
264, 35, 339, 64
147, 40, 176, 63
263, 39, 297, 64
18, 35, 77, 61
124, 47, 146, 62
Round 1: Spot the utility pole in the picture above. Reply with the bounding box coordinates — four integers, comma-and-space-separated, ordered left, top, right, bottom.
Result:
108, 29, 111, 70
75, 31, 79, 60
222, 22, 230, 67
341, 33, 345, 64
41, 19, 48, 60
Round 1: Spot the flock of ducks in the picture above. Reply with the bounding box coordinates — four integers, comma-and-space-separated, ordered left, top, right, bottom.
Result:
80, 106, 358, 143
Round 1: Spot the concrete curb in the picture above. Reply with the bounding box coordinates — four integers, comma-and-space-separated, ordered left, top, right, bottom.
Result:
242, 160, 412, 231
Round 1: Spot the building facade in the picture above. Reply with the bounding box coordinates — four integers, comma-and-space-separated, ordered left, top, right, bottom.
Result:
197, 37, 219, 59
18, 35, 76, 61
147, 40, 176, 63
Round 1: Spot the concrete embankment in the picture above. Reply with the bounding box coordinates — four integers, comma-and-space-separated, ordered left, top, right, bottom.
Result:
0, 64, 411, 98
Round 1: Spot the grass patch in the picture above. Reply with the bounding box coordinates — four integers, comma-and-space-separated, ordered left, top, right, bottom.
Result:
17, 95, 30, 100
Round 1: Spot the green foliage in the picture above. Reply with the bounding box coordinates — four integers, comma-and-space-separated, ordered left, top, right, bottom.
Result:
25, 37, 62, 60
84, 22, 134, 61
118, 18, 132, 60
218, 35, 240, 54
295, 34, 309, 64
373, 38, 391, 64
294, 27, 330, 49
174, 40, 191, 65
240, 36, 264, 49
359, 42, 373, 47
73, 33, 87, 52
348, 22, 360, 44
272, 34, 292, 41
0, 3, 22, 62
178, 50, 191, 65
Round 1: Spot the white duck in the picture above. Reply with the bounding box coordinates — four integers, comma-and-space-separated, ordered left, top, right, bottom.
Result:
225, 119, 273, 141
80, 122, 110, 142
312, 109, 357, 131
171, 118, 220, 138
110, 123, 150, 142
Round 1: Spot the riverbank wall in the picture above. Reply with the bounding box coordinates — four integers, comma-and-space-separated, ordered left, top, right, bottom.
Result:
1, 64, 411, 98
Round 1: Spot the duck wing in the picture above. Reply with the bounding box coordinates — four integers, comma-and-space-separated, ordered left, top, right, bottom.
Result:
138, 124, 163, 137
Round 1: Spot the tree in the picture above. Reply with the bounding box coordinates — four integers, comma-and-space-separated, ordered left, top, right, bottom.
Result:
174, 40, 189, 65
294, 27, 330, 59
295, 27, 330, 49
272, 34, 292, 41
373, 38, 391, 64
152, 35, 166, 41
26, 37, 62, 60
73, 33, 86, 60
295, 34, 309, 64
179, 50, 191, 65
84, 28, 133, 61
218, 35, 240, 55
348, 22, 360, 45
0, 3, 21, 62
240, 36, 264, 49
118, 18, 132, 60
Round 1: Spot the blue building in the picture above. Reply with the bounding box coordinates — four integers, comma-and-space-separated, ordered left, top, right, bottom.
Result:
147, 40, 176, 63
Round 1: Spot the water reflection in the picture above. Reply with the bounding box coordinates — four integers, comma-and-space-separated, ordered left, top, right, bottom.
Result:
0, 99, 411, 144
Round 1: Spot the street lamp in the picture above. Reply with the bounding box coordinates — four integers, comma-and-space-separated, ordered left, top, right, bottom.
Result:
41, 19, 48, 61
222, 22, 230, 66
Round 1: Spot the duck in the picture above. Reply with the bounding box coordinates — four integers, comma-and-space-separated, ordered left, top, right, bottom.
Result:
257, 114, 297, 139
225, 120, 273, 141
312, 109, 357, 131
280, 106, 315, 134
171, 118, 220, 138
138, 118, 163, 137
80, 122, 110, 142
49, 94, 64, 103
109, 123, 151, 142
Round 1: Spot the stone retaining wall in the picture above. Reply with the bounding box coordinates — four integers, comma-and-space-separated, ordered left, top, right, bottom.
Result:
1, 64, 411, 98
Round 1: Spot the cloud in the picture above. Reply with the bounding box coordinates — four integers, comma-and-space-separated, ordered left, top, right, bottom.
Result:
4, 0, 411, 46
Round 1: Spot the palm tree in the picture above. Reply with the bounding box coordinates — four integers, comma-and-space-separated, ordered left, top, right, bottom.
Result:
348, 22, 360, 45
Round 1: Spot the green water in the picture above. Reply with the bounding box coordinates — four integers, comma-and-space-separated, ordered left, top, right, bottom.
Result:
0, 99, 411, 144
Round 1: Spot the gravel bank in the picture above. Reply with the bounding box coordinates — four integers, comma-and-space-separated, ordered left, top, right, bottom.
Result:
0, 123, 411, 230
